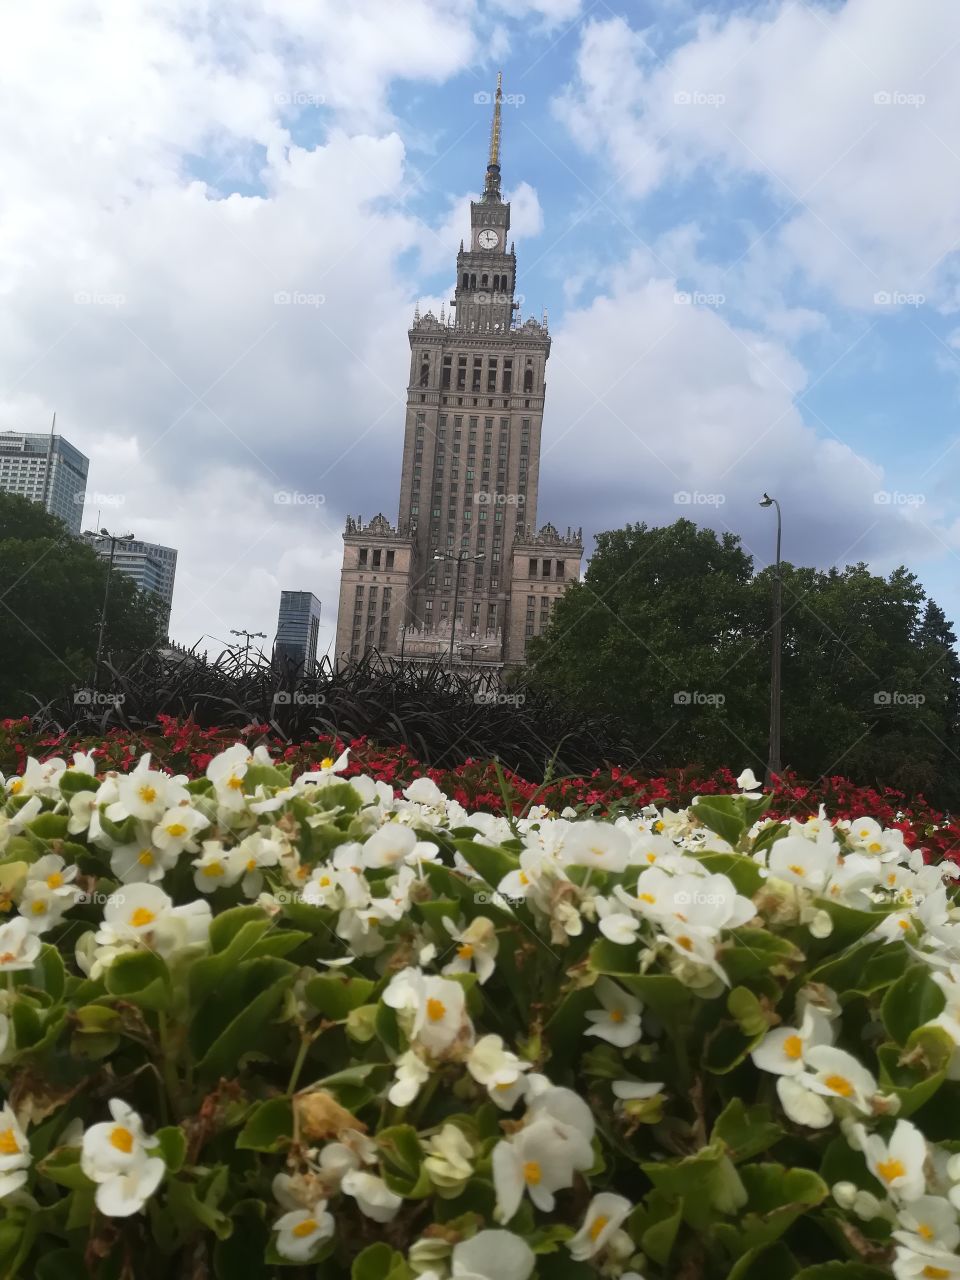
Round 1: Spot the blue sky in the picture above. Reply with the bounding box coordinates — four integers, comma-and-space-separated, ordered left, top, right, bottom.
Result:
3, 0, 960, 655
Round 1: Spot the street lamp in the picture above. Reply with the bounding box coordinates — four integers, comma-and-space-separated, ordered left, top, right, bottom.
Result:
230, 628, 267, 664
759, 493, 782, 784
85, 527, 134, 689
434, 550, 484, 668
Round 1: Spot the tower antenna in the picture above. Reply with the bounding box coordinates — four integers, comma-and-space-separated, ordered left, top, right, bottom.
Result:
483, 72, 504, 201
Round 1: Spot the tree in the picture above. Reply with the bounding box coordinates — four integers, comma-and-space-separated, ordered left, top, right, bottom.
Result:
528, 518, 960, 805
0, 493, 162, 715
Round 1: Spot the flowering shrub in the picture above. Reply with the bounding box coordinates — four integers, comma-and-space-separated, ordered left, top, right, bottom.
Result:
1, 744, 960, 1277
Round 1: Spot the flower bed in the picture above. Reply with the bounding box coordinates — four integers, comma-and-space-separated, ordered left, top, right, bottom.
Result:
4, 715, 959, 863
0, 743, 959, 1277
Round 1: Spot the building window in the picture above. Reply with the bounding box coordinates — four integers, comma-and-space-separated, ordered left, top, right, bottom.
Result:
528, 558, 538, 576
372, 549, 382, 568
386, 550, 395, 569
556, 560, 565, 579
441, 356, 452, 389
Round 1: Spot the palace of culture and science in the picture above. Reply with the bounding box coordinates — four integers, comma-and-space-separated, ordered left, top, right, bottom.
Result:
334, 77, 583, 669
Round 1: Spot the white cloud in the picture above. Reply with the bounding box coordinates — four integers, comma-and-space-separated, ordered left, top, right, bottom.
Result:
556, 1, 960, 307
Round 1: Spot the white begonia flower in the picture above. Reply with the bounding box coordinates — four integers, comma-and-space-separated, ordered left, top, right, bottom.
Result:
767, 834, 839, 892
152, 804, 210, 857
388, 1050, 431, 1107
297, 750, 350, 787
613, 1080, 665, 1100
467, 1034, 532, 1109
442, 915, 499, 984
95, 884, 211, 962
848, 816, 885, 854
751, 1006, 833, 1077
18, 881, 72, 934
492, 1118, 587, 1220
659, 925, 730, 987
205, 743, 253, 811
584, 978, 643, 1047
775, 1076, 833, 1129
560, 819, 631, 873
0, 1104, 31, 1198
273, 1202, 335, 1262
0, 917, 42, 972
113, 756, 187, 823
596, 896, 641, 946
403, 777, 445, 807
423, 1124, 474, 1196
446, 1230, 535, 1280
802, 1046, 880, 1115
893, 1196, 960, 1255
235, 831, 283, 897
109, 822, 177, 885
361, 823, 418, 869
736, 768, 762, 797
382, 968, 470, 1057
191, 842, 246, 894
855, 1120, 928, 1203
27, 854, 79, 899
892, 1248, 960, 1280
568, 1192, 633, 1260
340, 1169, 402, 1222
8, 756, 66, 799
80, 1098, 164, 1217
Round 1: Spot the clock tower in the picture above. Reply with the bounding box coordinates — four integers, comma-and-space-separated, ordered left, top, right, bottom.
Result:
334, 75, 583, 669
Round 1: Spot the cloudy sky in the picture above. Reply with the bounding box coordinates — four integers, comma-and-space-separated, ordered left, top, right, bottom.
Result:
4, 0, 960, 658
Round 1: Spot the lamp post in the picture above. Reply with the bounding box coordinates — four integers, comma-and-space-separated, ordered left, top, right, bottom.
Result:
230, 628, 267, 666
434, 550, 484, 668
86, 527, 134, 689
759, 493, 783, 784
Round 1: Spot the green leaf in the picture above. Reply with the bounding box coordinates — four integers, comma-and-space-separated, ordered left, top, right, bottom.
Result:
35, 1249, 89, 1280
702, 1019, 765, 1074
692, 795, 751, 846
736, 1164, 828, 1250
58, 771, 99, 796
727, 987, 770, 1038
712, 1099, 782, 1163
641, 1198, 682, 1266
719, 930, 805, 983
727, 1243, 797, 1280
352, 1243, 412, 1280
236, 1099, 293, 1153
26, 812, 69, 840
190, 956, 298, 1080
697, 852, 764, 897
213, 1199, 271, 1280
208, 905, 272, 954
36, 1147, 93, 1191
155, 1126, 187, 1173
304, 974, 375, 1020
882, 963, 945, 1045
104, 948, 171, 1011
167, 1174, 233, 1241
793, 1266, 890, 1280
450, 837, 518, 889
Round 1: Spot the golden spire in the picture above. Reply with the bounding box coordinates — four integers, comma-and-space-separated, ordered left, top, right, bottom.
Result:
488, 71, 503, 168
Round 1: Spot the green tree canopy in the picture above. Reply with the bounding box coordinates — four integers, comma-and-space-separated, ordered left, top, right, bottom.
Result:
0, 492, 162, 715
528, 519, 960, 804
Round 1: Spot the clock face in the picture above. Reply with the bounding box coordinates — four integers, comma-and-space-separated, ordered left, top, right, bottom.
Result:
477, 228, 500, 250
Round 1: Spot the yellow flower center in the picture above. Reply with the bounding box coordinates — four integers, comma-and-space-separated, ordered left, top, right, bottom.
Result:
887, 873, 897, 886
519, 872, 529, 885
227, 774, 244, 790
918, 1223, 935, 1241
676, 935, 694, 951
319, 876, 330, 886
868, 841, 882, 853
138, 785, 157, 804
10, 780, 23, 795
0, 1128, 20, 1155
823, 1074, 853, 1098
426, 998, 446, 1022
922, 1268, 950, 1279
784, 1035, 804, 1060
321, 757, 334, 769
203, 861, 225, 877
30, 899, 47, 915
645, 852, 657, 863
130, 907, 155, 928
292, 1218, 318, 1238
788, 864, 805, 876
898, 919, 910, 931
877, 1157, 906, 1183
589, 1214, 610, 1242
110, 1126, 134, 1153
610, 1009, 624, 1023
639, 892, 656, 904
46, 873, 63, 890
523, 1160, 541, 1185
137, 850, 154, 866
0, 952, 17, 964
246, 858, 257, 871
653, 821, 663, 832
457, 944, 474, 960
165, 823, 187, 838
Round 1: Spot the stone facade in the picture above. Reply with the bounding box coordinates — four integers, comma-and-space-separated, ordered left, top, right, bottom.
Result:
334, 77, 582, 669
